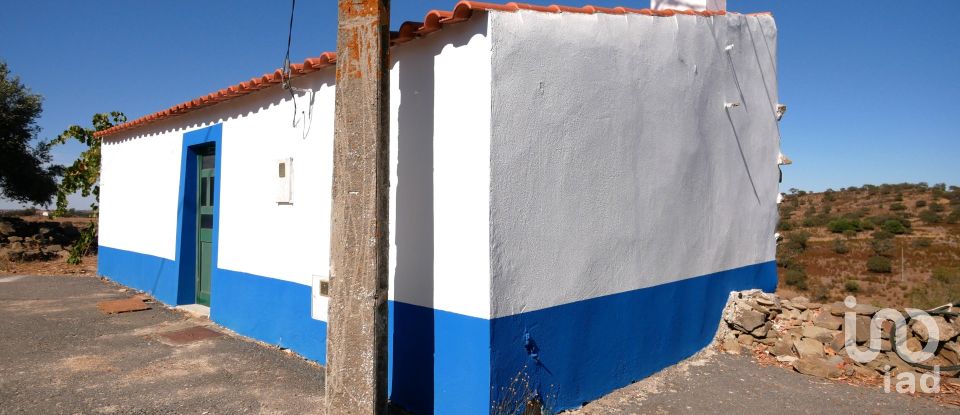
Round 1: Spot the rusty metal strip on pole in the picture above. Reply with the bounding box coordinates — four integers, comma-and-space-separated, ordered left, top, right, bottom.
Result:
326, 0, 390, 414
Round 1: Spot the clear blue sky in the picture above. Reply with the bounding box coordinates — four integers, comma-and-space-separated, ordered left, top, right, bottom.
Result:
1, 1, 957, 209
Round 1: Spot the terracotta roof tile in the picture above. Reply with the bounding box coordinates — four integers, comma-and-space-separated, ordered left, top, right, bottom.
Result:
96, 1, 752, 138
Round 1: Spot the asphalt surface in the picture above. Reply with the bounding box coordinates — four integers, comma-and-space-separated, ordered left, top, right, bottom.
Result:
568, 349, 958, 415
2, 274, 958, 414
0, 275, 325, 414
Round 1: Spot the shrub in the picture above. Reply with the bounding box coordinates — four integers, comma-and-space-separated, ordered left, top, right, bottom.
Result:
871, 238, 894, 257
833, 238, 850, 254
844, 280, 860, 293
776, 254, 798, 269
912, 238, 932, 248
860, 219, 875, 230
867, 256, 892, 273
932, 267, 960, 284
872, 230, 894, 240
802, 214, 830, 228
870, 215, 909, 230
828, 218, 861, 233
843, 229, 857, 238
915, 200, 927, 208
882, 220, 907, 234
908, 267, 960, 309
785, 231, 811, 252
890, 203, 906, 211
784, 268, 808, 290
809, 283, 830, 302
947, 210, 960, 224
929, 202, 945, 213
918, 209, 942, 224
777, 220, 794, 231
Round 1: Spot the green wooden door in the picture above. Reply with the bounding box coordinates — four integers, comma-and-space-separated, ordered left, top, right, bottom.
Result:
196, 147, 215, 306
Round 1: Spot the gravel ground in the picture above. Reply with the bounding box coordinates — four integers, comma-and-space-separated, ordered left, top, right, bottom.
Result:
567, 349, 958, 414
0, 275, 325, 414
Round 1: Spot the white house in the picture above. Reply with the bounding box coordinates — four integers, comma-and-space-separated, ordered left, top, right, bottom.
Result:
95, 1, 782, 413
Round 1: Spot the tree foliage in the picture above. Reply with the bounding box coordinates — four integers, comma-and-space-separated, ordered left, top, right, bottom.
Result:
53, 112, 126, 263
0, 60, 61, 205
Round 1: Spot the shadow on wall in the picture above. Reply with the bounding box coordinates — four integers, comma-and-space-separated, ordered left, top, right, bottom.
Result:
389, 22, 479, 414
389, 32, 437, 413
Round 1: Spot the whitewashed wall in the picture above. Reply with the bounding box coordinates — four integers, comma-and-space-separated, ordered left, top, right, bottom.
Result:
214, 78, 336, 285
100, 132, 183, 260
99, 71, 336, 324
389, 15, 491, 320
99, 14, 493, 321
488, 11, 781, 318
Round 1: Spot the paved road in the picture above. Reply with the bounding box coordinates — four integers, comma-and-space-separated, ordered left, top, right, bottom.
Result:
568, 348, 957, 414
1, 275, 957, 414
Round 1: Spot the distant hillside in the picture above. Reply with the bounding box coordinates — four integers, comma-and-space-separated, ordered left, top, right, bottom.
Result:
776, 183, 960, 309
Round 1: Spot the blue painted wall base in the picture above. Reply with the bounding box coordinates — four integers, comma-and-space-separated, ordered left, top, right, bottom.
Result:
210, 269, 327, 363
489, 261, 777, 412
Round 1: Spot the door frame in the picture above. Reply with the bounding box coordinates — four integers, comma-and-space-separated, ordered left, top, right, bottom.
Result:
175, 124, 223, 307
194, 144, 216, 306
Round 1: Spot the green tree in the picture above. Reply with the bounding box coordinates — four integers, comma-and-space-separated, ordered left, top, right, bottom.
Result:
0, 60, 61, 204
53, 112, 126, 264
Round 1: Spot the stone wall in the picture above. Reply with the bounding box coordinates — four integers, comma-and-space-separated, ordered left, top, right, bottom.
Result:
721, 290, 960, 382
0, 217, 83, 261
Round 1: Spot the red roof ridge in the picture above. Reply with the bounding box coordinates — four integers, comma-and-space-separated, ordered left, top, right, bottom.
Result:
97, 2, 761, 138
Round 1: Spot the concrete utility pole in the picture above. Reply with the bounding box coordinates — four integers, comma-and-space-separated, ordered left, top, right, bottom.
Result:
326, 0, 390, 414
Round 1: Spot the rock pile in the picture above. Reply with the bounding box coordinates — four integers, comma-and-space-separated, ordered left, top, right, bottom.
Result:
720, 290, 960, 381
0, 217, 84, 261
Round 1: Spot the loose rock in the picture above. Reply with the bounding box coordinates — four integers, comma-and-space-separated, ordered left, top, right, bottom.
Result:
794, 337, 825, 359
801, 326, 837, 344
794, 356, 842, 379
911, 316, 959, 343
728, 307, 766, 333
814, 312, 843, 330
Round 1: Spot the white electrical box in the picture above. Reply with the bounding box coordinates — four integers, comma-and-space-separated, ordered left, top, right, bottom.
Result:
277, 157, 293, 204
311, 274, 329, 321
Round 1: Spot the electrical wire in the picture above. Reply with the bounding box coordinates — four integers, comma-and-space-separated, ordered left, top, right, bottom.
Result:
281, 0, 299, 127
282, 0, 296, 88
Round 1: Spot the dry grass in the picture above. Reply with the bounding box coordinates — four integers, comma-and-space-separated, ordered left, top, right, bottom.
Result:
777, 184, 960, 308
